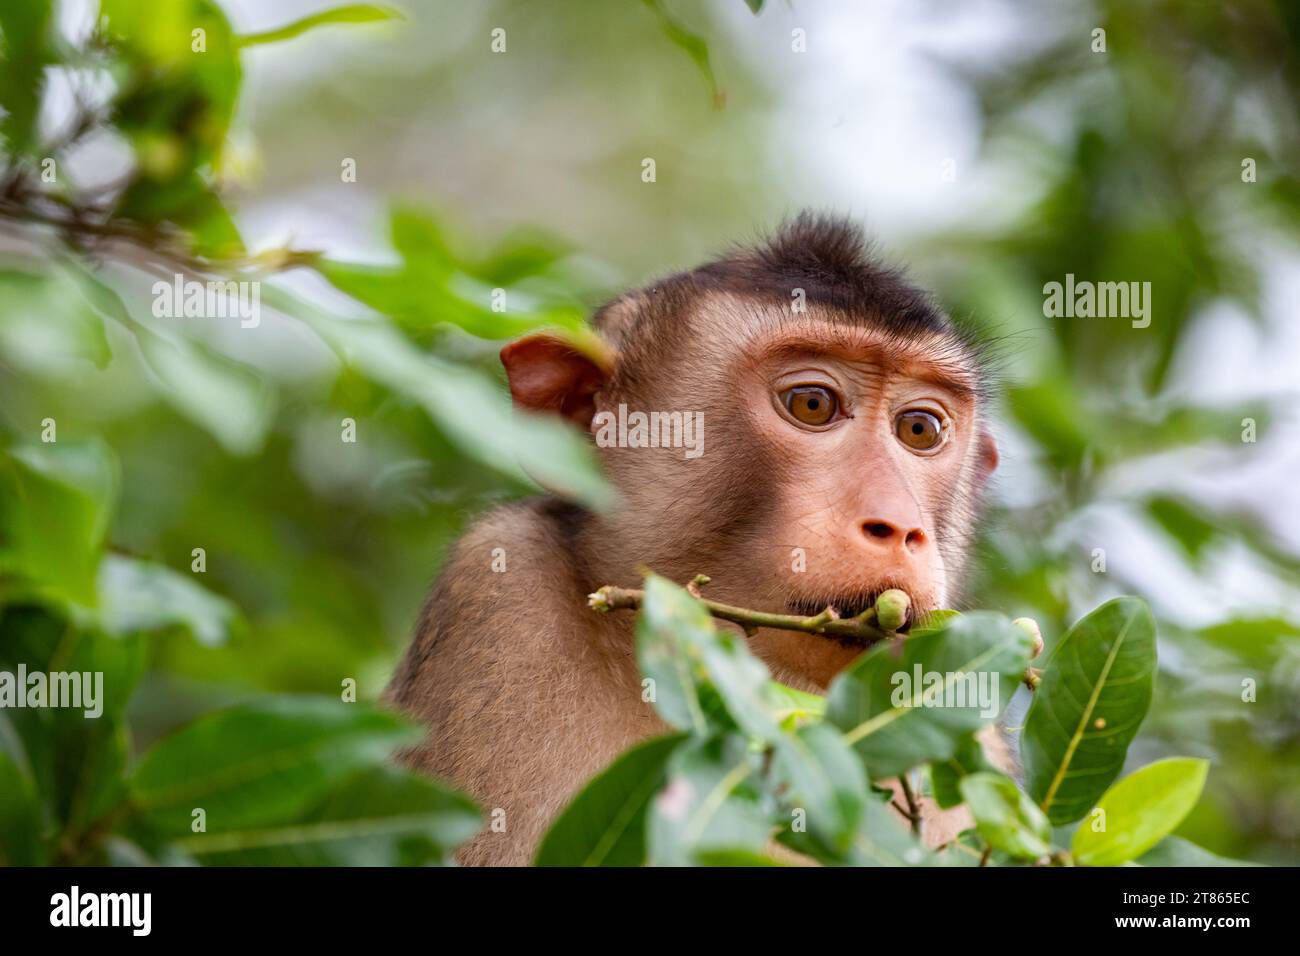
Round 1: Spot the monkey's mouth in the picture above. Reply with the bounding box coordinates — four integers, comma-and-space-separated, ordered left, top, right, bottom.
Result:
788, 595, 873, 620
787, 589, 918, 642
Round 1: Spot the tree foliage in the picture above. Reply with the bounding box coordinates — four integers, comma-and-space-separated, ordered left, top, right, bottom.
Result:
0, 0, 1295, 865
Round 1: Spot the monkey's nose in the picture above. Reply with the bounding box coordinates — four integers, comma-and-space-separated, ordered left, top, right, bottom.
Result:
860, 520, 928, 554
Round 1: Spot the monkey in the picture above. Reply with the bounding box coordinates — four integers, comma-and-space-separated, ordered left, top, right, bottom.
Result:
384, 213, 1002, 865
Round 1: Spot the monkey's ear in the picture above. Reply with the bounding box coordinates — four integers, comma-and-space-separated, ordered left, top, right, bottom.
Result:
974, 428, 999, 489
500, 333, 612, 428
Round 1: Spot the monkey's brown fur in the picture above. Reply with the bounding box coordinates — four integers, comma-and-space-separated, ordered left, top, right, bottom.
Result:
386, 214, 1002, 865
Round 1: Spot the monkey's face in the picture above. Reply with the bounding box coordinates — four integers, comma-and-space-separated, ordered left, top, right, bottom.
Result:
592, 305, 997, 687
727, 317, 996, 681
501, 296, 997, 690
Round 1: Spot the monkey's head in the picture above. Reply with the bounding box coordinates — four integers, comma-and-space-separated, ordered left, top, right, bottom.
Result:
501, 214, 998, 688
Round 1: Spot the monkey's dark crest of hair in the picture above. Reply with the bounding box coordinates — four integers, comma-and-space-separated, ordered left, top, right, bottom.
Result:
592, 211, 955, 353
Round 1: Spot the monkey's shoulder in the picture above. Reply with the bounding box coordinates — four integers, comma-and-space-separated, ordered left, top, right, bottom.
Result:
420, 496, 593, 639
442, 496, 589, 582
388, 497, 593, 705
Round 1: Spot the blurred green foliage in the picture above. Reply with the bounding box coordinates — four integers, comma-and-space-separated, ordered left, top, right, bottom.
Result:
0, 0, 1297, 865
934, 0, 1300, 865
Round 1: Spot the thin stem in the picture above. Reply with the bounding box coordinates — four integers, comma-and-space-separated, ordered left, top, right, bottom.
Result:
589, 583, 893, 646
591, 580, 1042, 691
898, 771, 922, 838
0, 191, 320, 278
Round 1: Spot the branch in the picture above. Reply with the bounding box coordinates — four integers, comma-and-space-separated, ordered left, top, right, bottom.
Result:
590, 575, 1045, 690
588, 575, 903, 645
0, 196, 322, 279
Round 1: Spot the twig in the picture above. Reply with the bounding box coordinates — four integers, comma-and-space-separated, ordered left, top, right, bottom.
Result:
42, 101, 101, 157
590, 576, 1044, 690
898, 771, 922, 838
0, 187, 321, 279
0, 42, 322, 282
589, 579, 894, 645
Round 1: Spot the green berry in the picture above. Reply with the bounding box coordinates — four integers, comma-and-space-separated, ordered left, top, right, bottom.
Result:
875, 589, 911, 632
1013, 617, 1044, 658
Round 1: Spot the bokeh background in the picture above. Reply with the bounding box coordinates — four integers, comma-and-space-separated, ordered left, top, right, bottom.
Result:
2, 0, 1298, 864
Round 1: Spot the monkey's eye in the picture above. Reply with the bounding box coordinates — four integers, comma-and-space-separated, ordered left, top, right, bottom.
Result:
896, 409, 945, 451
781, 386, 839, 426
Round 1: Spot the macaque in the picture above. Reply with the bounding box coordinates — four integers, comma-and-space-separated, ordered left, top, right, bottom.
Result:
385, 214, 1001, 865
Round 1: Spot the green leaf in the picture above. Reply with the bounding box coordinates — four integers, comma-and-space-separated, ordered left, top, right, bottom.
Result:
0, 268, 112, 371
932, 828, 994, 867
58, 716, 131, 839
1071, 758, 1209, 867
929, 733, 994, 809
0, 747, 45, 865
89, 553, 243, 647
260, 285, 613, 509
635, 579, 869, 856
0, 1, 53, 157
101, 0, 241, 134
0, 608, 145, 721
132, 324, 276, 456
695, 848, 787, 865
825, 612, 1033, 778
1196, 616, 1300, 671
960, 772, 1052, 861
1146, 495, 1216, 562
1022, 597, 1157, 825
103, 0, 243, 254
635, 576, 716, 733
536, 732, 688, 866
236, 4, 402, 48
322, 259, 585, 340
641, 0, 720, 105
466, 229, 572, 286
1136, 835, 1259, 867
170, 766, 480, 866
319, 207, 587, 341
1005, 379, 1096, 471
768, 680, 826, 730
130, 697, 419, 838
771, 720, 869, 855
67, 263, 274, 454
635, 574, 783, 740
912, 609, 961, 637
0, 440, 118, 606
0, 607, 145, 840
647, 735, 770, 866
